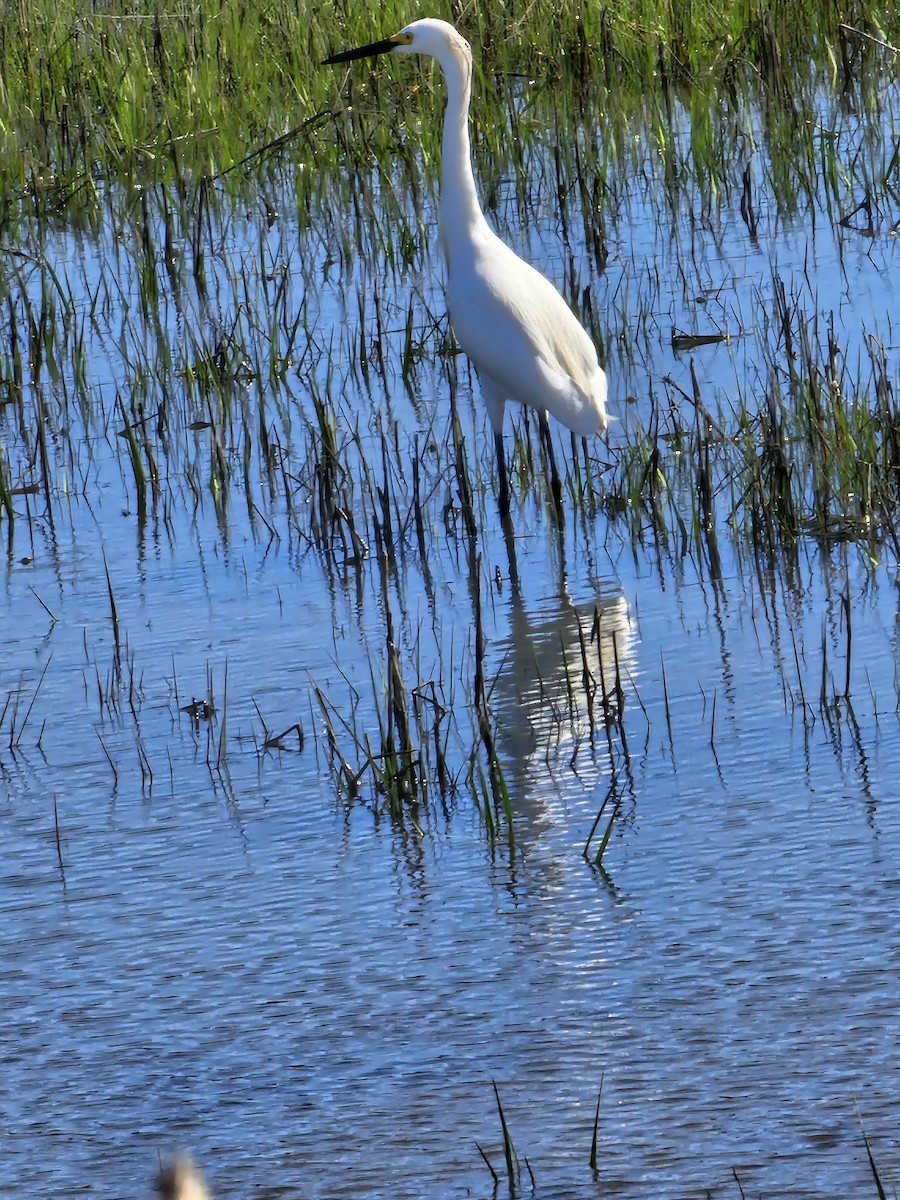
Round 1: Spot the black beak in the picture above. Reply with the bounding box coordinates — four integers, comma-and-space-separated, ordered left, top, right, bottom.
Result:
323, 37, 398, 66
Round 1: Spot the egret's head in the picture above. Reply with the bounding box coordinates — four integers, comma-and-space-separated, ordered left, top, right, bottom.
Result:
323, 18, 470, 69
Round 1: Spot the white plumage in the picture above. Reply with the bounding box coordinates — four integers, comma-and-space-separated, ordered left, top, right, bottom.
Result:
326, 18, 609, 511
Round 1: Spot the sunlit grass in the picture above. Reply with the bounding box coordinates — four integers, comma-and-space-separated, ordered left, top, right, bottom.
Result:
1, 1, 895, 189
1, 0, 899, 824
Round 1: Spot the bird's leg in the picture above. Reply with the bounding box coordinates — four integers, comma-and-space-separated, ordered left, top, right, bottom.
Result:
537, 410, 563, 516
495, 430, 511, 517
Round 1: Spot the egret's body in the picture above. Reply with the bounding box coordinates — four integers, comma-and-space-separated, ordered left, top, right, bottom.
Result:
325, 18, 608, 511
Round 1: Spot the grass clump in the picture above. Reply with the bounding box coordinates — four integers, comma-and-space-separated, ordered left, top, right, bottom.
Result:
1, 0, 896, 199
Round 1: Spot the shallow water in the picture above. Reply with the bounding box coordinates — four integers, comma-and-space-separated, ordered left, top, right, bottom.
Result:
2, 54, 900, 1200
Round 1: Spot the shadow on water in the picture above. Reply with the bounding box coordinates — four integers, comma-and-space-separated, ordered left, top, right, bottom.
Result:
491, 584, 634, 830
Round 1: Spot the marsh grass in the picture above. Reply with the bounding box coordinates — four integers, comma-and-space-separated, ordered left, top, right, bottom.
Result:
1, 1, 895, 211
2, 12, 900, 1191
1, 0, 899, 827
474, 1085, 898, 1197
475, 1086, 897, 1198
479, 1080, 522, 1195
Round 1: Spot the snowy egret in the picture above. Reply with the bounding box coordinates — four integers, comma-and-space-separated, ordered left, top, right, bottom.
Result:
324, 18, 609, 514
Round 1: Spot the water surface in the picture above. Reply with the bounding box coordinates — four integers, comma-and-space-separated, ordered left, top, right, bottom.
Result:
2, 51, 900, 1200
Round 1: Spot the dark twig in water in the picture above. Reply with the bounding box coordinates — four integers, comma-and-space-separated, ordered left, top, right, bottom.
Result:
213, 109, 338, 180
53, 796, 64, 875
589, 1073, 604, 1171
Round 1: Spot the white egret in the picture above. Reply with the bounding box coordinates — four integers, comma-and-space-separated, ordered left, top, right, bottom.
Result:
324, 18, 609, 515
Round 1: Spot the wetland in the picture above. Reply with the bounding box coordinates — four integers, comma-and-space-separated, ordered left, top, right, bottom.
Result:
2, 3, 900, 1196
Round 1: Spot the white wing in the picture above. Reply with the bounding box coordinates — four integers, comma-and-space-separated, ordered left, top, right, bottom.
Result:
446, 227, 608, 437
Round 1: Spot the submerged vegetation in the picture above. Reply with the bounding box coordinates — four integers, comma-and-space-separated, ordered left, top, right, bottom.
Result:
3, 4, 900, 1198
476, 1086, 897, 1200
0, 1, 898, 823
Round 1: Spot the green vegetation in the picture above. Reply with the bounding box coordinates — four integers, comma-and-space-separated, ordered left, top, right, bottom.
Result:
2, 17, 898, 1200
475, 1087, 898, 1198
1, 0, 898, 837
1, 2, 897, 190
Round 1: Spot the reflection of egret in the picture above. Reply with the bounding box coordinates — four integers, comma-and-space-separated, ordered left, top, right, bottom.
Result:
324, 18, 609, 514
491, 590, 634, 815
156, 1157, 210, 1200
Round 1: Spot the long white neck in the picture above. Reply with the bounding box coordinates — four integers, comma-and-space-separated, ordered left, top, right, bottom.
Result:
435, 41, 490, 267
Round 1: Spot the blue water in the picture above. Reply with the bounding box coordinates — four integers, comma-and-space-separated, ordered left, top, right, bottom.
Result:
2, 61, 900, 1200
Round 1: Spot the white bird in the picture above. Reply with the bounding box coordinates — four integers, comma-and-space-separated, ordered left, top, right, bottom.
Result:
155, 1156, 211, 1200
325, 17, 609, 515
